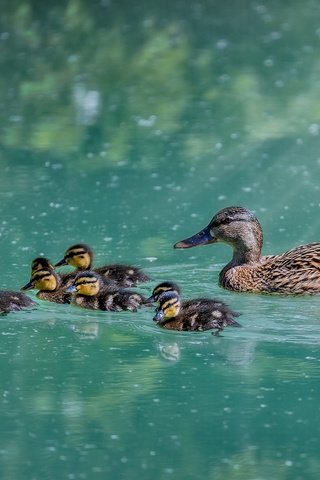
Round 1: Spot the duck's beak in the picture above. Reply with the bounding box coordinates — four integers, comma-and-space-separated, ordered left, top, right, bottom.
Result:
65, 285, 77, 293
174, 224, 215, 249
55, 258, 67, 267
21, 280, 34, 291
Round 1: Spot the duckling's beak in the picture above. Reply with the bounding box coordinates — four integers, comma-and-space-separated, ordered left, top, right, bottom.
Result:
174, 224, 215, 249
55, 258, 67, 267
65, 285, 77, 293
153, 309, 165, 323
145, 295, 156, 304
21, 280, 34, 291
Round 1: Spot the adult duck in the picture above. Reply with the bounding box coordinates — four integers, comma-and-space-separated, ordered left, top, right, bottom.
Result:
174, 206, 320, 295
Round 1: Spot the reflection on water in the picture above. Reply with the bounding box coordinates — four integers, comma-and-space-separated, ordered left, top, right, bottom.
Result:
70, 321, 100, 340
157, 341, 181, 363
1, 292, 320, 479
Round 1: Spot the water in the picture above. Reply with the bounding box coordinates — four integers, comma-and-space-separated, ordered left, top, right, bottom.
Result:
1, 1, 320, 479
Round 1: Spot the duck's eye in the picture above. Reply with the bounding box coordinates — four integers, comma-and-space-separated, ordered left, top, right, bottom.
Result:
210, 216, 233, 231
222, 216, 233, 225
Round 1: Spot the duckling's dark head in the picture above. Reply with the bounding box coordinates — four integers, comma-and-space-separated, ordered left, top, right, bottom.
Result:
66, 271, 103, 296
21, 268, 60, 292
174, 206, 263, 262
153, 291, 181, 324
146, 281, 181, 303
31, 257, 54, 274
55, 244, 93, 270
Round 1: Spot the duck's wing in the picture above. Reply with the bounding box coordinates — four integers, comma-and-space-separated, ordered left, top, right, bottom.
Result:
262, 243, 320, 294
274, 242, 320, 270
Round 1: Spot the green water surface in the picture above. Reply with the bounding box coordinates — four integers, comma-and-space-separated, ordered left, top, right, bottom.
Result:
1, 1, 320, 479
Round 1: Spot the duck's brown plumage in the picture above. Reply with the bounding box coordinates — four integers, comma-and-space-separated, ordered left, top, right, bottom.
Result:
0, 291, 36, 314
55, 244, 150, 288
174, 206, 320, 295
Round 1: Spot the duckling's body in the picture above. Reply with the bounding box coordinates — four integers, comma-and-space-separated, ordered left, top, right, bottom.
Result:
66, 271, 147, 312
0, 291, 36, 314
55, 244, 150, 288
154, 290, 240, 334
174, 206, 320, 295
21, 268, 71, 304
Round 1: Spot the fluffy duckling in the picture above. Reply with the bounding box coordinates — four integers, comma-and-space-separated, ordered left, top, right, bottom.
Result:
0, 291, 36, 314
174, 206, 320, 295
55, 243, 150, 288
31, 257, 75, 288
66, 270, 148, 312
153, 290, 241, 334
21, 268, 71, 304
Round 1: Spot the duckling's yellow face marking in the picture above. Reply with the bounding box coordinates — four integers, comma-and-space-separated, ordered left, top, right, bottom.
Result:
66, 248, 91, 269
74, 275, 100, 296
154, 292, 181, 323
31, 269, 58, 291
161, 298, 180, 318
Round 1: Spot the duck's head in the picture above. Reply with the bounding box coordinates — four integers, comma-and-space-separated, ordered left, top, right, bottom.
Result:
21, 268, 60, 292
65, 271, 103, 296
153, 291, 181, 324
31, 257, 54, 274
174, 206, 263, 259
146, 281, 181, 303
55, 244, 92, 270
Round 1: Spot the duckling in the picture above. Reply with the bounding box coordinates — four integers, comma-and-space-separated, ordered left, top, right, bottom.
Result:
31, 257, 75, 288
153, 290, 241, 334
0, 290, 36, 314
174, 206, 320, 295
21, 268, 71, 304
55, 243, 150, 288
66, 271, 148, 312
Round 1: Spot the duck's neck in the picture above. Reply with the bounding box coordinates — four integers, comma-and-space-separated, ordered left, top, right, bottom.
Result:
231, 246, 261, 266
225, 228, 263, 268
219, 244, 261, 287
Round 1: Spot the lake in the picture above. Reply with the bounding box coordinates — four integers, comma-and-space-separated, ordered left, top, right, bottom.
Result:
1, 1, 320, 479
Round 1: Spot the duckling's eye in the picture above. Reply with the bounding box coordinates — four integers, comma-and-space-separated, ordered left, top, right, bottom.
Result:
223, 216, 233, 224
